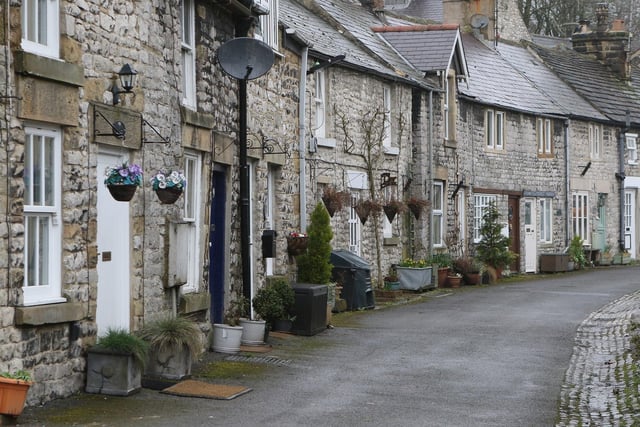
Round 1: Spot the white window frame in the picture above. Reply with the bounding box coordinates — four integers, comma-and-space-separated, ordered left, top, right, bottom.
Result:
537, 118, 552, 156
21, 0, 59, 59
485, 110, 504, 150
589, 123, 601, 159
314, 70, 326, 139
349, 194, 362, 256
626, 133, 638, 164
23, 124, 63, 305
265, 167, 276, 276
181, 152, 201, 292
383, 85, 392, 148
258, 0, 279, 50
181, 0, 196, 109
432, 181, 444, 247
539, 198, 552, 243
572, 192, 589, 243
473, 194, 496, 243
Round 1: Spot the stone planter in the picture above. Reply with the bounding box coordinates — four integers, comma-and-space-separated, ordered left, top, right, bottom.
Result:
239, 318, 267, 346
144, 345, 192, 380
86, 348, 142, 396
397, 266, 433, 291
211, 324, 243, 354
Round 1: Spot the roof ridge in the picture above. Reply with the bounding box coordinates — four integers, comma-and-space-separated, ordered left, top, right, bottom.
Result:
371, 24, 459, 32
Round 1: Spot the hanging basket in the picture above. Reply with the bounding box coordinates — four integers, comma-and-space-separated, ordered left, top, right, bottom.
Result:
107, 184, 138, 202
383, 206, 398, 222
407, 202, 424, 219
155, 187, 183, 204
286, 236, 308, 256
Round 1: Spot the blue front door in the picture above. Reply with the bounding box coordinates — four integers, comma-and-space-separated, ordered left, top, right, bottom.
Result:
210, 170, 226, 324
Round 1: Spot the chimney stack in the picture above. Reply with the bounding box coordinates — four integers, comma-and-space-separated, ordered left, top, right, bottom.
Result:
571, 3, 631, 81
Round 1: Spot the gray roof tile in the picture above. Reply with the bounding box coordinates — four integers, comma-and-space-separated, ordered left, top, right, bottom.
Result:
497, 42, 607, 121
529, 43, 640, 127
460, 35, 564, 116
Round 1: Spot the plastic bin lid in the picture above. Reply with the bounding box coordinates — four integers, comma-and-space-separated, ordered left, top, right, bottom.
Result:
330, 249, 371, 270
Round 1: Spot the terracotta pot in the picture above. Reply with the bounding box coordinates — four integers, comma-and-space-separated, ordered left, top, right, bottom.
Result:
437, 267, 450, 288
0, 377, 32, 416
447, 276, 462, 288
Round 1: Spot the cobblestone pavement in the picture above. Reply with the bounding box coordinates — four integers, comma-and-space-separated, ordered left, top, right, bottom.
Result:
556, 290, 640, 426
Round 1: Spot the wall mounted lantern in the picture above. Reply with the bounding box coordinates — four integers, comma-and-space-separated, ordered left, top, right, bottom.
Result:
111, 64, 137, 105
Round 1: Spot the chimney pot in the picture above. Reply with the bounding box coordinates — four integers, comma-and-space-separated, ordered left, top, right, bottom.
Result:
612, 19, 625, 31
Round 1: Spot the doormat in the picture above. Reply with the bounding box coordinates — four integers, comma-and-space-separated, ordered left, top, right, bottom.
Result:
161, 380, 252, 400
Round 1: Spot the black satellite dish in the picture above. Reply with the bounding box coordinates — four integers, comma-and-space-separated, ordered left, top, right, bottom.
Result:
217, 37, 275, 80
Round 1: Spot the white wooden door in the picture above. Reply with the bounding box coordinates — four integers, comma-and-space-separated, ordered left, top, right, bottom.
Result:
524, 199, 537, 273
96, 151, 131, 336
625, 190, 636, 257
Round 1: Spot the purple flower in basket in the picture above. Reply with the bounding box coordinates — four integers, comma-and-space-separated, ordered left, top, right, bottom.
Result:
105, 162, 143, 186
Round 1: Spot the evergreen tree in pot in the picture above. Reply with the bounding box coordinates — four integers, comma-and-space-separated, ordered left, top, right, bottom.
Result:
476, 202, 517, 282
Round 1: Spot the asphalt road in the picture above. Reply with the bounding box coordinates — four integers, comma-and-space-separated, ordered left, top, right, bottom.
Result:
19, 266, 640, 426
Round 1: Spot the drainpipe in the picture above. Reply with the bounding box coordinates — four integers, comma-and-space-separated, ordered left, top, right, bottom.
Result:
564, 119, 570, 246
427, 90, 433, 257
618, 112, 630, 251
299, 46, 309, 232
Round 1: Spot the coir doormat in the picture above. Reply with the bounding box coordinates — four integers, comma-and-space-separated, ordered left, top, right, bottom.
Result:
161, 380, 252, 400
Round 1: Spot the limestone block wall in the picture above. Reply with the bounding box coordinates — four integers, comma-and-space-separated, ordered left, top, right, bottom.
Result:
306, 66, 418, 284
0, 0, 240, 405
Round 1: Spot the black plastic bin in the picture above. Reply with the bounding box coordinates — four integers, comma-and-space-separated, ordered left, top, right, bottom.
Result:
291, 283, 328, 336
330, 249, 375, 310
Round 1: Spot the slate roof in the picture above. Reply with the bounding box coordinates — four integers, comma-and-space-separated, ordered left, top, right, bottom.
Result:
459, 35, 565, 116
497, 42, 607, 122
385, 0, 443, 23
376, 26, 461, 73
279, 0, 436, 89
529, 43, 640, 127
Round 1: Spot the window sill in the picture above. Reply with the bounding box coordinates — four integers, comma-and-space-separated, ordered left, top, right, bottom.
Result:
179, 292, 211, 314
316, 137, 336, 148
383, 146, 399, 155
383, 237, 399, 246
628, 160, 638, 165
15, 301, 85, 326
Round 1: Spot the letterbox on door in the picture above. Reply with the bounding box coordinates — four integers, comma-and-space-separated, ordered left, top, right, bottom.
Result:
262, 230, 277, 258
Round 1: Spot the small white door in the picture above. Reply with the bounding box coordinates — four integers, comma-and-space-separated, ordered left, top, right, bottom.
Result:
524, 199, 537, 273
624, 190, 636, 257
96, 151, 131, 336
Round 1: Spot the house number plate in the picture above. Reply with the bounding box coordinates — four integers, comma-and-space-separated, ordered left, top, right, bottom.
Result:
102, 251, 112, 262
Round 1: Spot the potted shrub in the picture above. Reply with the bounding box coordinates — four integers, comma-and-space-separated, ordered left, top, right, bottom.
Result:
104, 162, 143, 202
138, 316, 202, 380
475, 202, 517, 282
150, 169, 187, 204
212, 297, 245, 354
568, 235, 588, 270
86, 328, 149, 396
253, 277, 296, 332
396, 258, 433, 290
383, 266, 400, 290
430, 252, 453, 287
0, 370, 32, 417
453, 256, 482, 285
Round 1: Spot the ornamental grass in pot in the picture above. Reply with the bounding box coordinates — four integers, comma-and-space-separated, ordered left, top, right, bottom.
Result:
138, 316, 202, 380
86, 328, 149, 396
